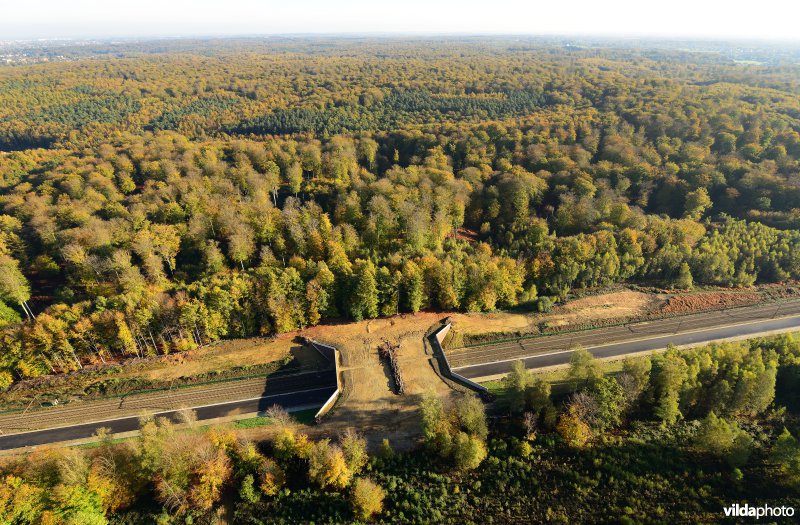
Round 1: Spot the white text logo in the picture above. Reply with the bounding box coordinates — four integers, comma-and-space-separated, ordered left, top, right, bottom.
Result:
723, 503, 795, 520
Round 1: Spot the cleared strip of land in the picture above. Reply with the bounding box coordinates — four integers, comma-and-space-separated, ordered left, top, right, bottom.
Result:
449, 299, 800, 380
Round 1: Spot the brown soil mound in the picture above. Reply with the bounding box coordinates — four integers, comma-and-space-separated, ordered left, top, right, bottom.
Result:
660, 291, 761, 315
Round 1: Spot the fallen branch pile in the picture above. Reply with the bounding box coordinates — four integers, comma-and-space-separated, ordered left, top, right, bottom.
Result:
378, 339, 405, 395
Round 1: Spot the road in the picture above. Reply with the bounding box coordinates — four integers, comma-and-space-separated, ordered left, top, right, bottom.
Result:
0, 369, 337, 451
450, 301, 800, 380
7, 299, 800, 450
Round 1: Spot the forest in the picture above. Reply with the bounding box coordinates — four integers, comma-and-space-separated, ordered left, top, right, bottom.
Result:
2, 334, 799, 523
2, 38, 800, 387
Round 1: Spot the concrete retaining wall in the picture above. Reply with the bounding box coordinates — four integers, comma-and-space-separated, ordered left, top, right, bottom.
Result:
311, 341, 342, 420
430, 324, 491, 398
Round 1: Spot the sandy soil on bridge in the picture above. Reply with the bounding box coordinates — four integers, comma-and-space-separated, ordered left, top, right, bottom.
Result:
298, 313, 456, 449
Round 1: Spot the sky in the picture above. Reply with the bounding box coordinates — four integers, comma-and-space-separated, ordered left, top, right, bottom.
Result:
1, 0, 798, 41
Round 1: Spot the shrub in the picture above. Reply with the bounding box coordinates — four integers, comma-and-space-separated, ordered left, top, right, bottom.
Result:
258, 458, 286, 496
452, 432, 488, 471
694, 412, 753, 468
341, 429, 369, 475
455, 395, 489, 441
308, 439, 352, 489
350, 477, 386, 521
770, 428, 800, 487
556, 408, 593, 449
239, 474, 260, 503
567, 347, 601, 391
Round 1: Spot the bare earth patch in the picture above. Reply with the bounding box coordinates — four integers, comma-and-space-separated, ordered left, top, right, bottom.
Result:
0, 313, 455, 446
133, 337, 300, 382
546, 290, 665, 328
659, 290, 761, 315
298, 313, 454, 450
446, 289, 663, 341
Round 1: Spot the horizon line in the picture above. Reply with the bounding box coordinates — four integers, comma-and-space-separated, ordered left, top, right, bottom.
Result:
2, 32, 800, 46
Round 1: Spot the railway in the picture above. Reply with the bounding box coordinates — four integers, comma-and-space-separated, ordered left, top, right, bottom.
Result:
446, 298, 800, 370
0, 368, 336, 450
447, 299, 800, 380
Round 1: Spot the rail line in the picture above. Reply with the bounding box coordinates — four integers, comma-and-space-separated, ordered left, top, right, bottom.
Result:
446, 298, 800, 370
0, 370, 332, 434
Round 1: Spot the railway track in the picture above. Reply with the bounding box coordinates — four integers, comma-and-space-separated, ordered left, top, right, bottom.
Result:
0, 370, 332, 434
0, 386, 337, 451
446, 298, 800, 370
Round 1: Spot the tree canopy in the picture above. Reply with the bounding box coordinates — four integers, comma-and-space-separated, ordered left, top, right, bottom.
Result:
3, 38, 800, 385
